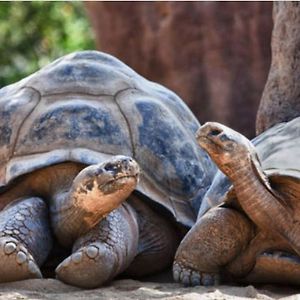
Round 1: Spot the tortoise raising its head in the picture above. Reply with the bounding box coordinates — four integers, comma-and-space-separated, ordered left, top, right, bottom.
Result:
174, 118, 300, 287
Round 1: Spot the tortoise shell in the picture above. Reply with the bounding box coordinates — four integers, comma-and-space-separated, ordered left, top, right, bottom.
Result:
198, 117, 300, 218
0, 51, 216, 227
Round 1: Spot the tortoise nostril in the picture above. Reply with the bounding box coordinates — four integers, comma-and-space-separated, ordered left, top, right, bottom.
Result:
220, 134, 231, 142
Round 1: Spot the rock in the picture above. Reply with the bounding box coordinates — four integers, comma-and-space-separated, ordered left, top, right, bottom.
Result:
85, 2, 272, 137
256, 3, 300, 134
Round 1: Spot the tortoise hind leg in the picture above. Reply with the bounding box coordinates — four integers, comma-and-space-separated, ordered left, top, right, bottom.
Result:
55, 203, 139, 288
243, 253, 300, 285
125, 195, 180, 277
0, 197, 53, 282
173, 207, 253, 286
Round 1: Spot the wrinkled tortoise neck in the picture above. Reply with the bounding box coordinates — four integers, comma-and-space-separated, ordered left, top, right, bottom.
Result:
229, 155, 300, 256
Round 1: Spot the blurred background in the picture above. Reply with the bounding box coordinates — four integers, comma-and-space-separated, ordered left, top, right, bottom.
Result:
0, 2, 273, 138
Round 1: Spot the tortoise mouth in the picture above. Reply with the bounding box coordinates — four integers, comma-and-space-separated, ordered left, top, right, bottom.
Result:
100, 174, 139, 195
197, 135, 225, 152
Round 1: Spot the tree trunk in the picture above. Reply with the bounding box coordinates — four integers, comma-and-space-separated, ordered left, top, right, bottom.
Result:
85, 2, 272, 138
256, 3, 300, 134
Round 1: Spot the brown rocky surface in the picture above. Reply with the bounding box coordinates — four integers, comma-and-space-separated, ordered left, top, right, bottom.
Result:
85, 2, 272, 138
256, 2, 300, 134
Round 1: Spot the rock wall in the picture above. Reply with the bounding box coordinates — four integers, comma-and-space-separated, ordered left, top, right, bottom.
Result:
256, 2, 300, 134
85, 2, 273, 137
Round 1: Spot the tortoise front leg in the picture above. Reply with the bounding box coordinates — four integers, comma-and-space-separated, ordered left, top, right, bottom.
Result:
173, 207, 253, 286
0, 197, 52, 282
55, 203, 139, 288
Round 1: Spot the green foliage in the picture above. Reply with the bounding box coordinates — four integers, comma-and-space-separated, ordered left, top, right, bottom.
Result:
0, 2, 95, 87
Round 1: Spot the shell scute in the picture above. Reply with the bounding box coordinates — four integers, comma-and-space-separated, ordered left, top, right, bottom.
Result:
28, 104, 124, 145
0, 87, 40, 162
25, 56, 134, 96
0, 109, 13, 147
14, 96, 132, 158
135, 100, 210, 198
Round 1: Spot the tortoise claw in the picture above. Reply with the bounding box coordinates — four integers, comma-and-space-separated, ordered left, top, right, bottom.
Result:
0, 237, 42, 282
173, 262, 220, 287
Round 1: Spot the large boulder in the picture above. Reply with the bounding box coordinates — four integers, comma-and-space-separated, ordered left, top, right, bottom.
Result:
85, 2, 272, 137
256, 2, 300, 134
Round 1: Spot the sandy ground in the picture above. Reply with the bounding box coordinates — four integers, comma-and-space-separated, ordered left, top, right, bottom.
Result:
1, 276, 300, 300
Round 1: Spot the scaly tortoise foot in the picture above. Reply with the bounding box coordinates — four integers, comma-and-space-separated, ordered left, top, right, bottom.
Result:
0, 237, 42, 282
173, 262, 220, 286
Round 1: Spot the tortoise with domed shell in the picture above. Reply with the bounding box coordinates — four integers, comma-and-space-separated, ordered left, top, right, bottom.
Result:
0, 50, 216, 288
174, 118, 300, 286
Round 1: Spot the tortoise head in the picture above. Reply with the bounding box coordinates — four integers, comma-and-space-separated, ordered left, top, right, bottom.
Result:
196, 122, 258, 178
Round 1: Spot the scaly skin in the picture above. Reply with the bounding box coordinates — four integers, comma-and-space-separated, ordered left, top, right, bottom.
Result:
0, 155, 139, 283
56, 196, 180, 288
197, 123, 300, 255
56, 203, 139, 288
174, 207, 253, 286
50, 156, 140, 246
0, 155, 179, 287
0, 197, 52, 282
174, 122, 300, 286
0, 156, 139, 248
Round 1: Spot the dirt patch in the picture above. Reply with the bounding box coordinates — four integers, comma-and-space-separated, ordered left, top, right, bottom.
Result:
0, 279, 299, 300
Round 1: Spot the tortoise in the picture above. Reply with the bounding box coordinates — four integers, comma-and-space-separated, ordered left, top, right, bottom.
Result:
174, 118, 300, 286
0, 50, 216, 288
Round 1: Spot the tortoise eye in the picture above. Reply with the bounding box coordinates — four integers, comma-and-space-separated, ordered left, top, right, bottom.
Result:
210, 129, 222, 136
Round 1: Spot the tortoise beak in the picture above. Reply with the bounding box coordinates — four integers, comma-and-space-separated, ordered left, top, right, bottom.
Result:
196, 123, 212, 140
196, 122, 224, 150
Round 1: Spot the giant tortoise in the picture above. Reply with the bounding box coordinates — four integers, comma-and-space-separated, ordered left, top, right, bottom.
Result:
174, 117, 300, 286
0, 51, 216, 288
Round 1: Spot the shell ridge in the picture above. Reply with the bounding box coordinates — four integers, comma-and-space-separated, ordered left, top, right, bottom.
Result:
113, 89, 137, 159
9, 87, 41, 161
25, 90, 114, 98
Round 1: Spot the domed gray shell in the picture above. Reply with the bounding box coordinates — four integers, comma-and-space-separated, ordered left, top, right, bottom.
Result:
0, 51, 216, 227
199, 117, 300, 218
